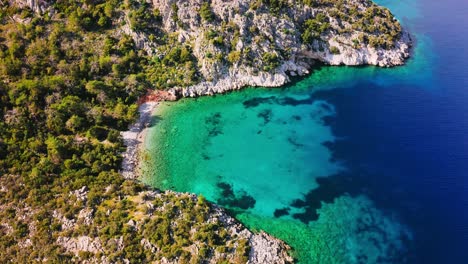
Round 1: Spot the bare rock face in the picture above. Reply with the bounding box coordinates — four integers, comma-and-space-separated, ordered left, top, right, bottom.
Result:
310, 30, 412, 67
249, 232, 294, 264
169, 70, 291, 98
57, 236, 104, 254
207, 202, 292, 264
9, 0, 49, 14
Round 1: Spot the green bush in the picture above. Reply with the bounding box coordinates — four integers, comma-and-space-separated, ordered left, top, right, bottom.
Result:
262, 52, 280, 71
227, 51, 241, 64
128, 2, 162, 32
302, 13, 330, 43
199, 2, 214, 22
263, 0, 289, 15
171, 3, 179, 25
330, 46, 340, 54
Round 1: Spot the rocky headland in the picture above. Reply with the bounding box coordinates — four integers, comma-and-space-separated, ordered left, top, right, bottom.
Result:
142, 0, 412, 98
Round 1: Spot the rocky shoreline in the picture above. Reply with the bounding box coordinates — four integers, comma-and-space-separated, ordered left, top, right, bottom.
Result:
56, 189, 293, 264
167, 29, 412, 99
119, 96, 297, 263
119, 100, 294, 263
142, 0, 414, 99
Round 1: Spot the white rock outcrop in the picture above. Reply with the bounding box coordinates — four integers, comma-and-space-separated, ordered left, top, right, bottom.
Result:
249, 232, 293, 264
57, 236, 104, 254
9, 0, 49, 14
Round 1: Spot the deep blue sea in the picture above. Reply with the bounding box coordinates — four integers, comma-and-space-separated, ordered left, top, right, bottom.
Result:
320, 0, 468, 262
144, 0, 468, 262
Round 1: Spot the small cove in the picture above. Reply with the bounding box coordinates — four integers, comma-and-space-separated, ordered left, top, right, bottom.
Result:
142, 78, 418, 262
141, 43, 431, 262
141, 0, 468, 262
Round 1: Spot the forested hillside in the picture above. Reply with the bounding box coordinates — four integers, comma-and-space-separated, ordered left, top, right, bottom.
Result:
0, 1, 268, 262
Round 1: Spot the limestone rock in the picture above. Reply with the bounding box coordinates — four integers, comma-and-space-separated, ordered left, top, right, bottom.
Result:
9, 0, 50, 14
249, 232, 294, 264
57, 236, 104, 254
136, 0, 412, 98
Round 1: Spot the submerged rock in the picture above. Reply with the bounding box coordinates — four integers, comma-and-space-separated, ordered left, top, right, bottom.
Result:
308, 194, 413, 263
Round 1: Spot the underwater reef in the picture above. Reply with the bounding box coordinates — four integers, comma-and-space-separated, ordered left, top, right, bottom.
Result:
308, 194, 412, 263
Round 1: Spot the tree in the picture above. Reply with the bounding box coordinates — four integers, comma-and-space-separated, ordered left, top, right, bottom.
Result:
66, 115, 84, 133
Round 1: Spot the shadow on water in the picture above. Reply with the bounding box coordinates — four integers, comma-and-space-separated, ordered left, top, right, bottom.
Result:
205, 112, 224, 137
273, 171, 367, 223
216, 181, 256, 210
243, 95, 315, 108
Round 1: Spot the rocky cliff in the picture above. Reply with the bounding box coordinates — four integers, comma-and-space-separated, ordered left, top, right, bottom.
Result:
143, 0, 412, 98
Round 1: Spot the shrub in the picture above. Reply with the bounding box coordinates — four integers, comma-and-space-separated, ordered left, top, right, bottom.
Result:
301, 14, 330, 43
199, 2, 214, 22
330, 46, 340, 54
227, 51, 241, 64
261, 52, 280, 71
171, 3, 179, 24
263, 0, 289, 15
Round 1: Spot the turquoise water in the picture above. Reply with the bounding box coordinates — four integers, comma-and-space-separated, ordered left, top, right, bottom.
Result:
142, 38, 431, 261
142, 0, 468, 262
144, 88, 341, 215
142, 83, 415, 262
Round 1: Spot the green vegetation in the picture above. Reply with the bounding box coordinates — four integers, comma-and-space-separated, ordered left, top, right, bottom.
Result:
301, 0, 402, 50
227, 51, 241, 64
54, 0, 118, 31
205, 29, 224, 47
145, 41, 199, 88
262, 52, 281, 72
199, 2, 215, 22
0, 1, 143, 259
250, 0, 289, 15
127, 1, 162, 32
349, 5, 402, 49
171, 3, 181, 27
0, 1, 239, 262
330, 46, 340, 54
85, 191, 251, 262
302, 13, 330, 43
